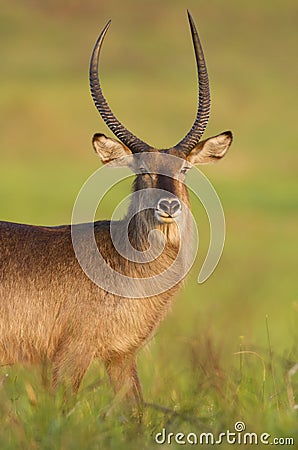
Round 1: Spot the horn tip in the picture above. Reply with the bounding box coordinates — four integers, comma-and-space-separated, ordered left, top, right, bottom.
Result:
186, 10, 198, 36
187, 10, 194, 23
100, 19, 112, 35
104, 19, 112, 31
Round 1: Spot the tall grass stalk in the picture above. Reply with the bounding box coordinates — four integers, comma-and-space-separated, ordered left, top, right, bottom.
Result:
266, 315, 280, 413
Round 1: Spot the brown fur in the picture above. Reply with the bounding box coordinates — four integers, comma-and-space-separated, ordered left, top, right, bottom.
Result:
1, 11, 234, 408
0, 130, 232, 409
0, 167, 191, 404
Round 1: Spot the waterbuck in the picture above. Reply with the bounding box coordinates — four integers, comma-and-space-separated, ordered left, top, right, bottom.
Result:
0, 12, 232, 407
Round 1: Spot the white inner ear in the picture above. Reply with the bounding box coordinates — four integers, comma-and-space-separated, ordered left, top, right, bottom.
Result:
207, 134, 231, 157
93, 135, 132, 164
188, 132, 232, 165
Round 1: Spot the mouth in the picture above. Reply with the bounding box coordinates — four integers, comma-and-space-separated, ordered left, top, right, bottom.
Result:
155, 210, 180, 224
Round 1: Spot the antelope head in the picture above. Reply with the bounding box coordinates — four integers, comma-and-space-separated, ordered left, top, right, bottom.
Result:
89, 11, 232, 232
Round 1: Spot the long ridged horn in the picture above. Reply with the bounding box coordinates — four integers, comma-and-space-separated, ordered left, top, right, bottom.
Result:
174, 11, 211, 153
89, 20, 151, 153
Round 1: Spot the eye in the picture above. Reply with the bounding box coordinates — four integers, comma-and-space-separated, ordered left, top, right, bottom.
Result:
180, 165, 191, 175
139, 166, 147, 174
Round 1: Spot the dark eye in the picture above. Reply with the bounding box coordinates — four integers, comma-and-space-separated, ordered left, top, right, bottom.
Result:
180, 166, 191, 175
139, 167, 147, 174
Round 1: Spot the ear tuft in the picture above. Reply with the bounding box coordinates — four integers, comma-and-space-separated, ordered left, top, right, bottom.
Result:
220, 131, 233, 145
222, 130, 233, 139
92, 133, 107, 146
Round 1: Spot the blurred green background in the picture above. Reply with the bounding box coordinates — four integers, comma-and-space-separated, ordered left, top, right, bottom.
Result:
0, 0, 297, 447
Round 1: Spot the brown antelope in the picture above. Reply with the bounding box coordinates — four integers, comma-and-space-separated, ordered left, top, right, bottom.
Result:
0, 12, 232, 408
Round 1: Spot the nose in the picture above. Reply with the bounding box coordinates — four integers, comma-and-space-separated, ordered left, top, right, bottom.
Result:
157, 198, 182, 219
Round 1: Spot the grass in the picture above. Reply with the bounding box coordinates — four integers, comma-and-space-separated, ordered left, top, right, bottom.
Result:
0, 0, 298, 448
0, 326, 297, 449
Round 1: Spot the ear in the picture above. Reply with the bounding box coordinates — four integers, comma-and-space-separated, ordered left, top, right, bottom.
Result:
92, 133, 132, 165
187, 131, 233, 165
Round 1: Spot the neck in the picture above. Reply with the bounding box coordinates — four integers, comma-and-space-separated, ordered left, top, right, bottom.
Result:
92, 206, 194, 299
